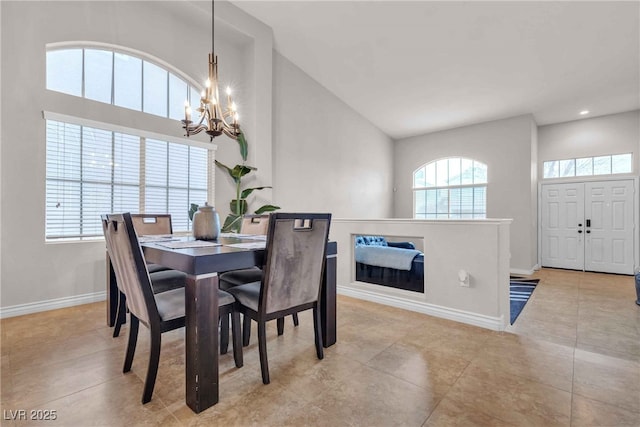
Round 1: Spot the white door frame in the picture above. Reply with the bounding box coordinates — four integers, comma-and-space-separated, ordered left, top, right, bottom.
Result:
537, 175, 639, 274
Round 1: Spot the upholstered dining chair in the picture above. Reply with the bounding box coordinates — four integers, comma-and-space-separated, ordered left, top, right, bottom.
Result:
219, 215, 268, 290
130, 214, 173, 274
110, 214, 186, 338
220, 214, 300, 329
227, 212, 331, 384
239, 214, 270, 235
102, 213, 243, 403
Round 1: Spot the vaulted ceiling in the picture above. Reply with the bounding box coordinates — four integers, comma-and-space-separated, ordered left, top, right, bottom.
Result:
233, 1, 640, 139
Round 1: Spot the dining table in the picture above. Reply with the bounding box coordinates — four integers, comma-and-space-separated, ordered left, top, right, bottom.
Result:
105, 234, 337, 414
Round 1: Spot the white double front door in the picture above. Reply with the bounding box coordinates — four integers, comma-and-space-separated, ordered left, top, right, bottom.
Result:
541, 179, 636, 274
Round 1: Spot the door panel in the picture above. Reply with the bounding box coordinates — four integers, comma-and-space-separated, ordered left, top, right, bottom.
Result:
584, 180, 634, 274
541, 179, 635, 274
541, 183, 585, 270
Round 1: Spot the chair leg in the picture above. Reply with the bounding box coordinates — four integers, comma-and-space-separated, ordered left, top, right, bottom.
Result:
231, 309, 243, 368
258, 321, 270, 384
292, 313, 299, 327
113, 291, 127, 338
220, 311, 229, 355
123, 314, 139, 373
142, 328, 161, 404
243, 314, 252, 347
312, 307, 324, 360
277, 317, 284, 336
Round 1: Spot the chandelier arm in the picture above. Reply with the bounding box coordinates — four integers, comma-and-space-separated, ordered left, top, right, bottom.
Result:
218, 114, 235, 128
195, 110, 208, 127
222, 128, 240, 140
185, 124, 208, 136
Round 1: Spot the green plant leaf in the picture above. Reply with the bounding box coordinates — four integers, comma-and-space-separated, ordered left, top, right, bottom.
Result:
254, 204, 280, 214
240, 186, 272, 199
237, 132, 248, 162
231, 165, 256, 180
230, 199, 248, 215
221, 213, 242, 233
188, 203, 199, 221
214, 161, 256, 183
214, 160, 234, 178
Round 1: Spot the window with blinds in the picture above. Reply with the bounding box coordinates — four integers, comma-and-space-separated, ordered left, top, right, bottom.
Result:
45, 119, 209, 240
413, 157, 487, 219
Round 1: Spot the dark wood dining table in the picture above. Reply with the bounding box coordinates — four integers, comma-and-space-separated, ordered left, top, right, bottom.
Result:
105, 235, 337, 414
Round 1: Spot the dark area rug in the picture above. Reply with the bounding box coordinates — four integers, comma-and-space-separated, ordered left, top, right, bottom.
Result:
510, 277, 540, 324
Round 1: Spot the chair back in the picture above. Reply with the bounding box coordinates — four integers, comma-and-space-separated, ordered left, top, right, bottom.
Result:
102, 213, 159, 326
131, 214, 173, 236
260, 213, 331, 315
240, 214, 270, 235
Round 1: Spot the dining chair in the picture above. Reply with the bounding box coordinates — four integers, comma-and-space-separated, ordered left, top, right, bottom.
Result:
102, 213, 243, 404
219, 214, 299, 329
239, 214, 270, 235
130, 214, 173, 274
110, 214, 187, 338
219, 215, 268, 291
227, 212, 331, 384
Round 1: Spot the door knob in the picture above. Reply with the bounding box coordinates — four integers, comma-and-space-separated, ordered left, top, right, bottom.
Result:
586, 230, 591, 234
578, 230, 583, 234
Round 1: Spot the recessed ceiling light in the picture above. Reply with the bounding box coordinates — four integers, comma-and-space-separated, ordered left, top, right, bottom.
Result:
579, 110, 590, 115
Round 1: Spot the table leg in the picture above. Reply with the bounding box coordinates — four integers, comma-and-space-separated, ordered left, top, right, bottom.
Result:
185, 273, 219, 413
106, 254, 118, 327
321, 254, 337, 347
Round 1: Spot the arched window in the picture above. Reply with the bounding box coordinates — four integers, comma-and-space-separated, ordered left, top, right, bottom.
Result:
413, 157, 487, 219
46, 44, 201, 120
45, 44, 213, 240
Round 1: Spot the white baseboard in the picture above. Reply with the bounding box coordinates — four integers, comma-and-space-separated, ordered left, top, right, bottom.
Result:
0, 291, 106, 319
338, 285, 506, 331
510, 267, 536, 276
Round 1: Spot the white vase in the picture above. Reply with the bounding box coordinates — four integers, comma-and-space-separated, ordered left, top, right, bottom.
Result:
192, 202, 220, 241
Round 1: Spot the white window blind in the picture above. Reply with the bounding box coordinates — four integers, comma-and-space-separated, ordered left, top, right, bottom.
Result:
143, 139, 208, 232
46, 119, 210, 240
413, 157, 487, 219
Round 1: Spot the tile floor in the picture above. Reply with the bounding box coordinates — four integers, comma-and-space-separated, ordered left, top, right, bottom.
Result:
1, 268, 638, 426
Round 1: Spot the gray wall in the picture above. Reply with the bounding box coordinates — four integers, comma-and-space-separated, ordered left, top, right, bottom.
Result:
538, 110, 640, 176
272, 52, 394, 218
394, 114, 538, 272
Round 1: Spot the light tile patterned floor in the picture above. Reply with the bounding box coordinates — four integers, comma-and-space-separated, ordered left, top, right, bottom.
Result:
1, 269, 638, 426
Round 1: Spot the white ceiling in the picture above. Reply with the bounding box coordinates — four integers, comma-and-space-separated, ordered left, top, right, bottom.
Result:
232, 1, 639, 139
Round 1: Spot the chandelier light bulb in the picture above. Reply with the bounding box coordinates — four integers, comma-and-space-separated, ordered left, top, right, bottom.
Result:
184, 101, 191, 121
226, 87, 232, 95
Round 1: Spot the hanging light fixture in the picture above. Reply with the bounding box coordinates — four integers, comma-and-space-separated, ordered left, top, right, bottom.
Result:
182, 0, 241, 140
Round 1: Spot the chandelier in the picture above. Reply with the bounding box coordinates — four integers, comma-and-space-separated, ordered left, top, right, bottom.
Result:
182, 0, 241, 140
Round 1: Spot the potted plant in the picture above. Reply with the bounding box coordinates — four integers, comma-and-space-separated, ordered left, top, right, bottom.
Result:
214, 132, 279, 232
